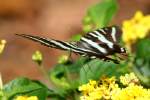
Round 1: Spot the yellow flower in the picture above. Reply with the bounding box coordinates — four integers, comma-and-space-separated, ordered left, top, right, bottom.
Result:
79, 80, 97, 95
88, 88, 103, 100
111, 84, 150, 100
122, 11, 150, 50
58, 55, 69, 64
15, 96, 38, 100
79, 73, 150, 100
32, 50, 43, 65
0, 40, 6, 54
79, 77, 118, 100
120, 72, 139, 86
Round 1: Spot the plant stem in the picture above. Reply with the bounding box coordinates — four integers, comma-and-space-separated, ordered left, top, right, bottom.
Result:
37, 64, 52, 85
0, 73, 3, 90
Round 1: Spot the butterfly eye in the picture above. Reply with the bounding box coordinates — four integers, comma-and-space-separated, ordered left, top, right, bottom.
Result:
120, 47, 126, 53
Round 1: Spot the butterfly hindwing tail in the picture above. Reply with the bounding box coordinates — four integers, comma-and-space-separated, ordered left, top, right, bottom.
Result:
16, 34, 85, 54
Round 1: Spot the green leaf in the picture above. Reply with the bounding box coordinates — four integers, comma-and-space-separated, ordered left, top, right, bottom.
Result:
3, 77, 53, 99
49, 57, 88, 88
49, 57, 89, 99
83, 25, 93, 33
49, 63, 71, 89
134, 39, 150, 87
80, 59, 129, 84
133, 62, 150, 87
67, 57, 89, 73
82, 15, 92, 25
71, 34, 82, 41
133, 38, 150, 87
85, 0, 118, 28
27, 88, 47, 100
136, 38, 150, 60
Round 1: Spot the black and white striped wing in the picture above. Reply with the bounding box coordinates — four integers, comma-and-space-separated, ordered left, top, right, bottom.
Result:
97, 26, 122, 43
76, 26, 122, 56
83, 26, 122, 44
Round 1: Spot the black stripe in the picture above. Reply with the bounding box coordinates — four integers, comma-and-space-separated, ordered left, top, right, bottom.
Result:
80, 37, 106, 55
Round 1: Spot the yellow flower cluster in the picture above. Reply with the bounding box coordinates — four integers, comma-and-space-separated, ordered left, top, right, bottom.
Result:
0, 40, 6, 54
122, 11, 150, 49
79, 73, 150, 100
120, 72, 139, 85
112, 84, 150, 100
79, 77, 118, 100
15, 96, 38, 100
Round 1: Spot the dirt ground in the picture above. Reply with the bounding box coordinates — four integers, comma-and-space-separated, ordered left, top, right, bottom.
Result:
0, 0, 149, 83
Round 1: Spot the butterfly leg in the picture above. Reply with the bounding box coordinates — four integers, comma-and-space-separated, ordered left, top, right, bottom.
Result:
68, 49, 73, 62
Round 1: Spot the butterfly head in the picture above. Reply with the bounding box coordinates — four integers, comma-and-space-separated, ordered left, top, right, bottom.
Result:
119, 47, 126, 54
113, 44, 126, 53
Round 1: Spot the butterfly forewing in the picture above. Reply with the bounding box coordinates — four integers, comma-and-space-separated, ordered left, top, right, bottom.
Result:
77, 26, 122, 56
98, 26, 122, 43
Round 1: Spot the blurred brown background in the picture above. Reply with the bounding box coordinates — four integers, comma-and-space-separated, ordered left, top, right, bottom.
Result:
0, 0, 149, 83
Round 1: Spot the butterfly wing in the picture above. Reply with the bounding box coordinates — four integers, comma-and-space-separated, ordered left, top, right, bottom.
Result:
82, 26, 122, 43
76, 26, 118, 55
79, 26, 123, 54
75, 26, 125, 64
97, 26, 122, 43
16, 34, 86, 55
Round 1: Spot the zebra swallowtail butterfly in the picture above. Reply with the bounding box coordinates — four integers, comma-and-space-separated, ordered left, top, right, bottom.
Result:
16, 26, 127, 64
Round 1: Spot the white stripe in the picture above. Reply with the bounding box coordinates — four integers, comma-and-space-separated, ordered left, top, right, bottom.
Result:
81, 37, 107, 54
67, 42, 97, 54
111, 27, 116, 42
27, 36, 71, 50
50, 40, 71, 50
26, 36, 56, 47
65, 42, 86, 53
46, 40, 87, 54
99, 29, 106, 34
45, 39, 86, 54
91, 31, 113, 49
